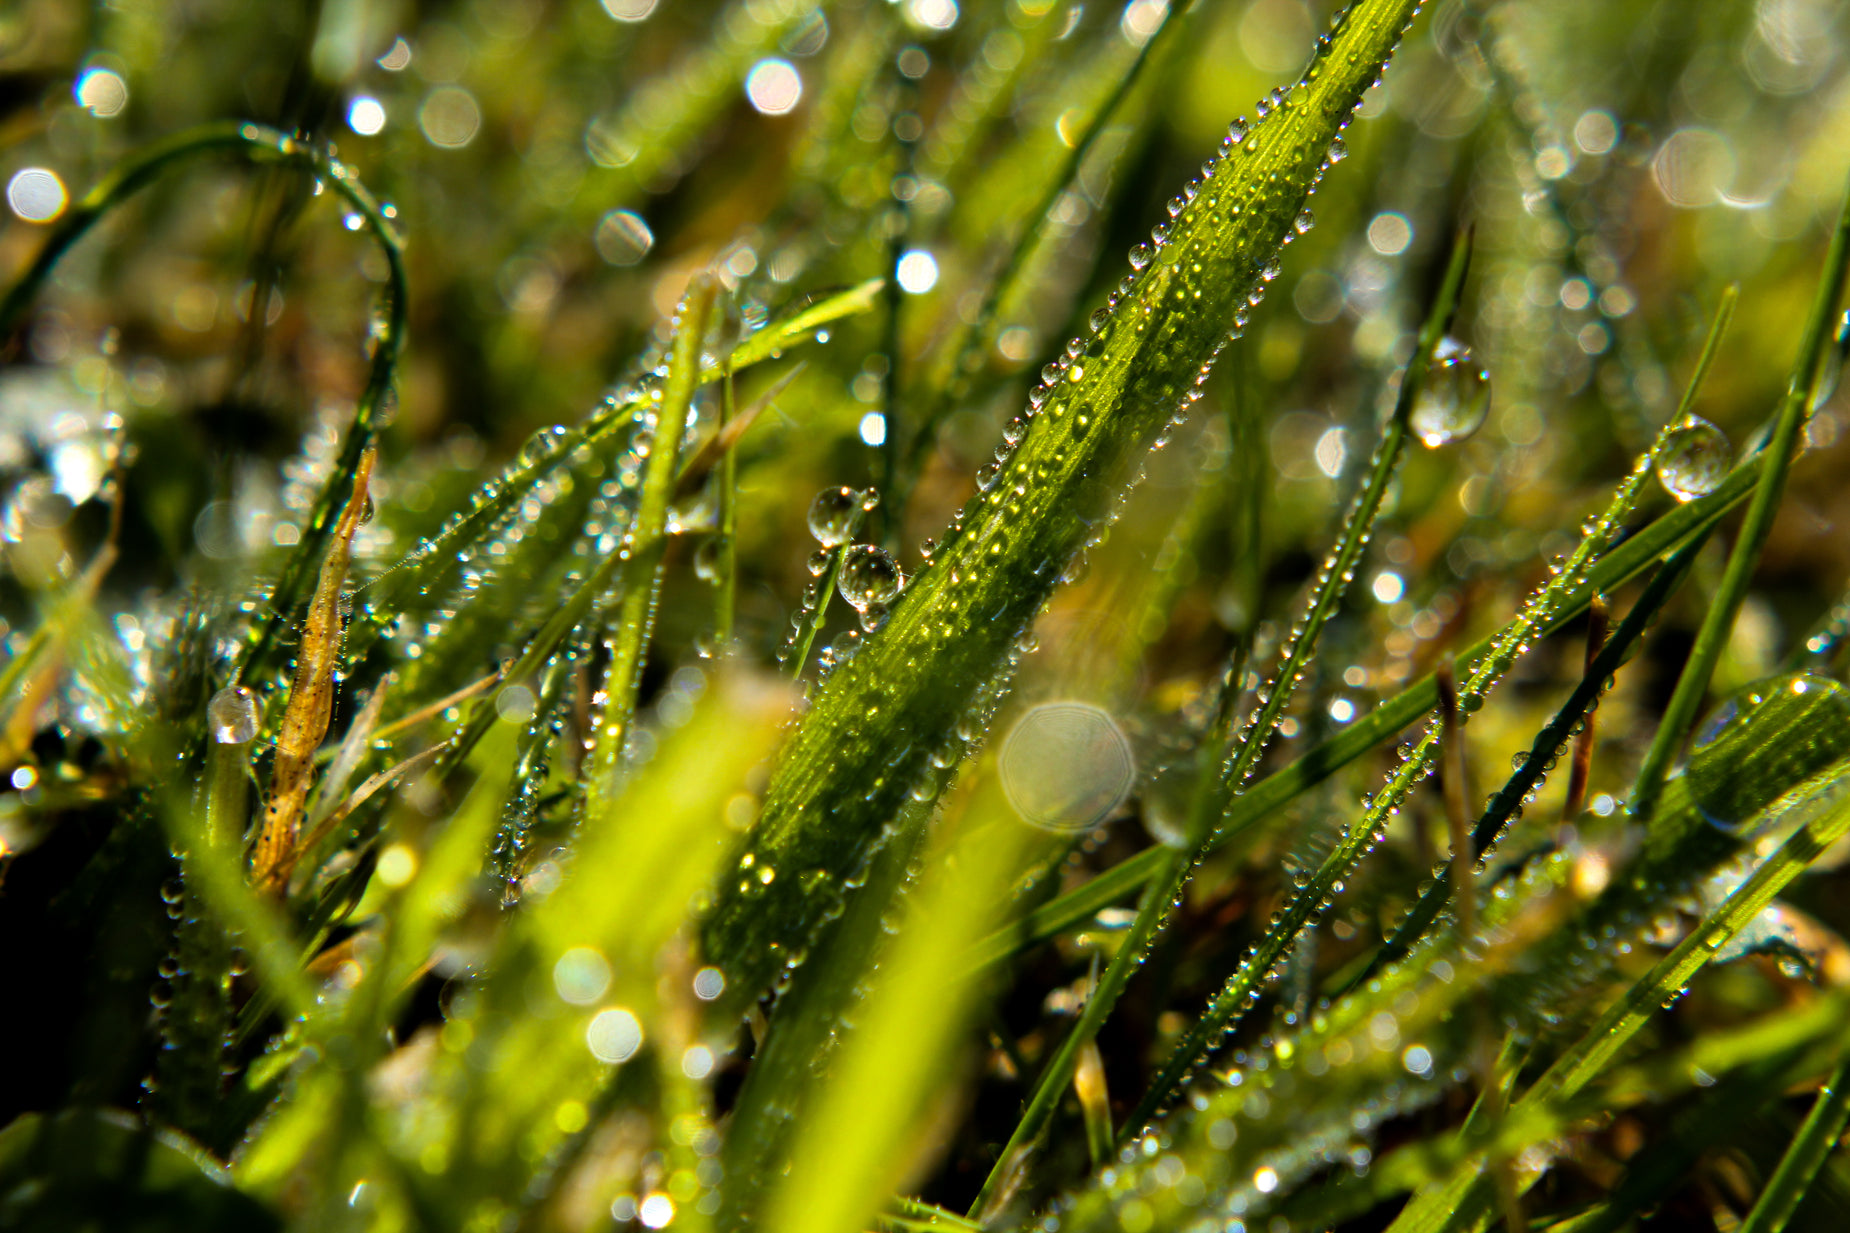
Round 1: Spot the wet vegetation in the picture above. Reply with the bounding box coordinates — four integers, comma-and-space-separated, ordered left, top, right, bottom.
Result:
3, 0, 1850, 1230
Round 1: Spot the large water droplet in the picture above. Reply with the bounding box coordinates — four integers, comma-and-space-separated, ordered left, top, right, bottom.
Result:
1654, 415, 1731, 502
998, 702, 1135, 832
208, 686, 259, 745
1410, 338, 1491, 448
807, 486, 867, 547
838, 544, 902, 611
1685, 674, 1850, 834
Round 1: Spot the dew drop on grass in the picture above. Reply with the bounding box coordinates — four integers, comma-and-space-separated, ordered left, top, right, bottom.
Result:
1684, 673, 1850, 833
1410, 338, 1491, 448
838, 544, 902, 611
694, 537, 723, 582
998, 701, 1134, 832
1654, 415, 1731, 502
1811, 308, 1850, 410
807, 486, 869, 547
208, 685, 259, 744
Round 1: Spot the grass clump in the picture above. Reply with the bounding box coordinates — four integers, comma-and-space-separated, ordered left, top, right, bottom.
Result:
3, 1, 1850, 1232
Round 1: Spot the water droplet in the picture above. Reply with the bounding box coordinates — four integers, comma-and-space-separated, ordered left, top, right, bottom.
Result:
838, 544, 902, 611
694, 538, 724, 583
1294, 208, 1315, 235
998, 702, 1134, 832
1654, 415, 1731, 502
1129, 243, 1154, 272
807, 487, 867, 547
1811, 309, 1850, 410
1410, 337, 1491, 448
1686, 673, 1850, 833
208, 686, 259, 745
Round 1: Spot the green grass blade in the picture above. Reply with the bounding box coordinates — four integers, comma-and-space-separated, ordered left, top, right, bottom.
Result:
583, 277, 717, 815
963, 410, 1787, 973
701, 0, 1430, 1019
1740, 1049, 1850, 1233
899, 0, 1196, 499
1356, 534, 1705, 987
982, 226, 1471, 1183
1389, 779, 1850, 1233
1632, 189, 1850, 823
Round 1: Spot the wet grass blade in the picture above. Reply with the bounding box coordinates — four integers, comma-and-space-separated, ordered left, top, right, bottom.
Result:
1389, 783, 1850, 1232
986, 227, 1471, 1186
582, 278, 716, 816
963, 407, 1793, 973
701, 0, 1429, 1019
899, 0, 1196, 499
1632, 192, 1850, 823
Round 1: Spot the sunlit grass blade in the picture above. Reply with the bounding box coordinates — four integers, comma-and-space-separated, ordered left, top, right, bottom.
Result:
701, 0, 1429, 1019
762, 781, 1042, 1233
984, 227, 1471, 1192
430, 676, 789, 1212
582, 278, 717, 816
1631, 191, 1850, 823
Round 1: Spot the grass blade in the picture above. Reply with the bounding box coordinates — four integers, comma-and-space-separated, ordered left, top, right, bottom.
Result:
701, 0, 1430, 1019
1632, 191, 1850, 823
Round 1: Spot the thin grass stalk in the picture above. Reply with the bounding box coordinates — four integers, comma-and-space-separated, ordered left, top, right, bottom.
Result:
716, 367, 741, 646
1631, 203, 1850, 823
1738, 1049, 1850, 1233
1389, 789, 1850, 1233
582, 277, 717, 814
1357, 534, 1707, 985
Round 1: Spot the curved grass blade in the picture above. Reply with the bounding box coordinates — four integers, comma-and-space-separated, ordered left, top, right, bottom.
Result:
1632, 194, 1850, 823
978, 227, 1473, 1203
700, 0, 1430, 1019
0, 119, 409, 693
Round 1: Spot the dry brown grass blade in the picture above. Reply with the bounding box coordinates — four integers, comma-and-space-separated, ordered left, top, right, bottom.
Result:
251, 446, 378, 896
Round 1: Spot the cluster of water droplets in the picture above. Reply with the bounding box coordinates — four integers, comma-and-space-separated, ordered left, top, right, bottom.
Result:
779, 486, 910, 677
